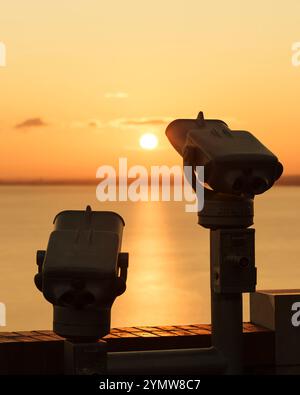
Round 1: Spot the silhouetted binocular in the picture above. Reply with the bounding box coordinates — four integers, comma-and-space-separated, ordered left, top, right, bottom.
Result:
34, 206, 128, 341
166, 112, 283, 196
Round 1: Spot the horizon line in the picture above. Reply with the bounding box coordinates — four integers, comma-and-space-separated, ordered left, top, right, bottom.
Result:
0, 174, 299, 186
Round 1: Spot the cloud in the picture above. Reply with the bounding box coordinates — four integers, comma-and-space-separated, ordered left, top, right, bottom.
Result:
69, 116, 172, 132
15, 118, 47, 129
87, 119, 103, 128
70, 119, 103, 129
104, 92, 128, 99
110, 117, 172, 129
121, 118, 172, 126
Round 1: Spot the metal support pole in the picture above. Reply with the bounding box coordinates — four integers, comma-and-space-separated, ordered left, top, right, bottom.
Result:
210, 228, 256, 374
107, 347, 227, 375
64, 340, 107, 375
211, 292, 243, 374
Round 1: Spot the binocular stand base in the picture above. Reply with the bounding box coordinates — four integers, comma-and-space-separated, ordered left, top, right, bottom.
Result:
64, 340, 107, 375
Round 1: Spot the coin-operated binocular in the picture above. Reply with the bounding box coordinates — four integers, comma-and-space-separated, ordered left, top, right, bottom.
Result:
166, 111, 283, 197
34, 206, 128, 342
165, 112, 283, 374
167, 112, 283, 230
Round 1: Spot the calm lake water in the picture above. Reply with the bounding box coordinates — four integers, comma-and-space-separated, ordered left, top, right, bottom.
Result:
0, 185, 299, 332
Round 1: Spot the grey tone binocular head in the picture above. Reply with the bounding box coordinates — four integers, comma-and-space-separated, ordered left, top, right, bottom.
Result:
166, 112, 283, 197
35, 206, 128, 341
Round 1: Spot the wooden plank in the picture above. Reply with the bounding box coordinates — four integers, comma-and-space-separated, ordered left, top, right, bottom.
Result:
0, 323, 274, 374
169, 330, 197, 336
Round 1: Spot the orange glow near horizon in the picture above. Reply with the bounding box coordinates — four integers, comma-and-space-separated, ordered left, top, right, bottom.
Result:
0, 0, 300, 181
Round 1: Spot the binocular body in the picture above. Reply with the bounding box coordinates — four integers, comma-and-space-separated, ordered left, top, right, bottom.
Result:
166, 113, 283, 196
35, 207, 128, 341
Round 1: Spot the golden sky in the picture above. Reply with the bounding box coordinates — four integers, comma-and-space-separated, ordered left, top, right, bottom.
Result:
1, 0, 300, 180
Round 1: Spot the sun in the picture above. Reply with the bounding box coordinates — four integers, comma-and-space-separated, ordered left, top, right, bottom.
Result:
139, 133, 158, 150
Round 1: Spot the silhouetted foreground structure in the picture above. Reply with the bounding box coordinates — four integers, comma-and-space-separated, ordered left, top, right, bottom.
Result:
4, 112, 288, 375
2, 289, 300, 374
0, 323, 278, 375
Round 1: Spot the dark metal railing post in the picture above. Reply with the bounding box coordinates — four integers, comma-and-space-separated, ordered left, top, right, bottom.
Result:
211, 291, 243, 374
210, 227, 256, 374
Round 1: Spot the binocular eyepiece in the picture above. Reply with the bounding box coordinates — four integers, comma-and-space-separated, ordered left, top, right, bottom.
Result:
166, 112, 283, 197
35, 206, 128, 342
